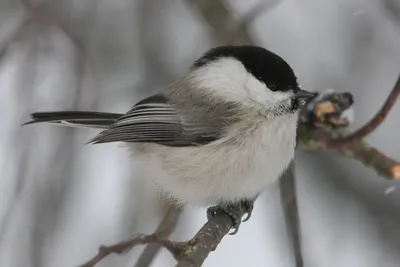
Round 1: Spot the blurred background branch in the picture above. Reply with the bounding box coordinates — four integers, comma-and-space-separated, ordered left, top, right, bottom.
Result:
279, 163, 303, 267
185, 0, 253, 44
1, 0, 400, 266
133, 206, 182, 267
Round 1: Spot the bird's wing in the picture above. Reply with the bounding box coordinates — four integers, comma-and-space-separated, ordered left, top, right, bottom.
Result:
88, 93, 222, 147
23, 111, 122, 129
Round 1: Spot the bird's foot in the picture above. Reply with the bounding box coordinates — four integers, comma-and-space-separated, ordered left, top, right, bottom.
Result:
206, 199, 254, 235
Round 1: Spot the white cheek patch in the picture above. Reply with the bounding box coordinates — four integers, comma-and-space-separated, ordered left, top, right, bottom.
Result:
244, 73, 292, 108
190, 58, 249, 103
190, 57, 293, 108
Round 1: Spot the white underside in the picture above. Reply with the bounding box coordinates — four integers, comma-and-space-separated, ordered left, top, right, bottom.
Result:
128, 114, 297, 207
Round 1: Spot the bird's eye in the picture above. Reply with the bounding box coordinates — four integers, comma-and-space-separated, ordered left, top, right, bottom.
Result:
290, 97, 299, 111
267, 84, 278, 91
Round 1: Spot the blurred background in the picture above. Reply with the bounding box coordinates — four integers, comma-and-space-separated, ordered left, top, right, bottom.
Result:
1, 0, 400, 266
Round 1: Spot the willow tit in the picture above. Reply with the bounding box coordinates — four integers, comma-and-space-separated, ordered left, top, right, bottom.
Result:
24, 45, 315, 234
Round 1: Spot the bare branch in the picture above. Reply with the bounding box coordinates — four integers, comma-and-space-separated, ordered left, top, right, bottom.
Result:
174, 200, 253, 267
19, 0, 84, 51
79, 230, 173, 267
79, 201, 252, 267
329, 74, 400, 147
134, 206, 182, 267
279, 164, 303, 267
381, 0, 400, 29
299, 130, 400, 180
0, 17, 32, 63
297, 89, 400, 180
337, 141, 400, 180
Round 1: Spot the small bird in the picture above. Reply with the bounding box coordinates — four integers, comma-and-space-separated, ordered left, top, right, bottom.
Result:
24, 45, 315, 234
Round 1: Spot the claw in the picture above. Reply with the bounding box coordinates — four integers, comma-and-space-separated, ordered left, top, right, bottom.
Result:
241, 200, 254, 222
206, 206, 219, 221
206, 199, 254, 235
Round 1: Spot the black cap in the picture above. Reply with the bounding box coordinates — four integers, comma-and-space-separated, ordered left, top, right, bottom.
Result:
193, 45, 299, 93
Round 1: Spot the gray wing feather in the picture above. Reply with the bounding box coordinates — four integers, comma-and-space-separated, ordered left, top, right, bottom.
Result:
88, 93, 222, 146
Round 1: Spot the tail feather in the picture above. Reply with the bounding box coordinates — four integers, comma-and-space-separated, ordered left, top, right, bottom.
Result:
23, 111, 122, 129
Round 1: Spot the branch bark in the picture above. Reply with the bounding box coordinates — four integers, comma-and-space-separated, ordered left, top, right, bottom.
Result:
329, 75, 400, 147
80, 202, 251, 267
298, 126, 400, 180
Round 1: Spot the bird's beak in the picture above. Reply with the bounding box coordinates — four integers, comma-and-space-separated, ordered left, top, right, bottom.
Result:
295, 88, 316, 100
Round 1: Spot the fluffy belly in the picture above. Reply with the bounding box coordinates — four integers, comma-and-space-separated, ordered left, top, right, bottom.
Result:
129, 121, 296, 206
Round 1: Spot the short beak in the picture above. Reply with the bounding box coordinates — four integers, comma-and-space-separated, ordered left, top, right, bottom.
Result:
295, 88, 316, 100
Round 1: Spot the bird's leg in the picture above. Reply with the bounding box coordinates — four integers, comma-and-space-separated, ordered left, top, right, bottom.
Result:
207, 199, 254, 235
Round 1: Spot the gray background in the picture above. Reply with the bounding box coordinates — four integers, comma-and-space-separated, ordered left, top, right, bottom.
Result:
0, 0, 399, 266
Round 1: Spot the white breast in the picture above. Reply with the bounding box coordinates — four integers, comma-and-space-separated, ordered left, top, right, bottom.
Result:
129, 114, 298, 206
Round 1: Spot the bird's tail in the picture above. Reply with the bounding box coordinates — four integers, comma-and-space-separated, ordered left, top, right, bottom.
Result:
23, 111, 122, 129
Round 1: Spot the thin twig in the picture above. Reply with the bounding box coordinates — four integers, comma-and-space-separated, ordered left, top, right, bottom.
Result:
297, 124, 400, 180
329, 74, 400, 147
308, 139, 400, 180
336, 141, 400, 180
279, 164, 303, 267
79, 231, 172, 267
79, 201, 253, 267
134, 206, 182, 267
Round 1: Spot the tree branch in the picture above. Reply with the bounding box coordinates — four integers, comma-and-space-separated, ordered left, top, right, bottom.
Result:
0, 17, 32, 63
329, 74, 400, 147
298, 126, 400, 180
279, 164, 303, 267
134, 206, 182, 267
80, 202, 251, 267
185, 0, 253, 45
241, 0, 282, 28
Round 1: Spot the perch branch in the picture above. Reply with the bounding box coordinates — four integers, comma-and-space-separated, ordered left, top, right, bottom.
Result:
80, 201, 252, 267
298, 127, 400, 180
337, 141, 400, 180
329, 74, 400, 147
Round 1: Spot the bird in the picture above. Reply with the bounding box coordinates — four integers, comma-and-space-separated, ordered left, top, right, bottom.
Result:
24, 45, 315, 234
